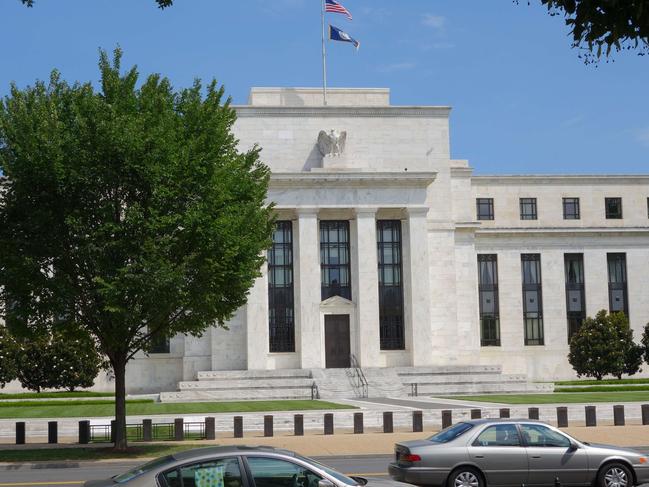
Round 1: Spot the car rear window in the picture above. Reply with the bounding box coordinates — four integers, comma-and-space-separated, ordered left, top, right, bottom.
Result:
113, 455, 175, 483
428, 422, 474, 443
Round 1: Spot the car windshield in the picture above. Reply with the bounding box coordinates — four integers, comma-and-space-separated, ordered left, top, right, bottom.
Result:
112, 455, 175, 483
428, 422, 474, 443
295, 454, 359, 486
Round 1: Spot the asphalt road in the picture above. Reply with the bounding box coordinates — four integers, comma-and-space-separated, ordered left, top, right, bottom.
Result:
0, 452, 648, 487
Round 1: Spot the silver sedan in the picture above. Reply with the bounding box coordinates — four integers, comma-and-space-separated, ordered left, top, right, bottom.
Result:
84, 445, 414, 487
388, 419, 649, 487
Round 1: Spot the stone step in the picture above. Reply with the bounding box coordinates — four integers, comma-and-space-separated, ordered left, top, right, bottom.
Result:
160, 388, 314, 402
196, 369, 312, 381
414, 382, 550, 396
394, 365, 503, 376
179, 378, 315, 391
399, 373, 528, 385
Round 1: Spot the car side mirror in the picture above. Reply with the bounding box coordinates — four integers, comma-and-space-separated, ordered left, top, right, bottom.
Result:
569, 441, 579, 451
319, 480, 335, 487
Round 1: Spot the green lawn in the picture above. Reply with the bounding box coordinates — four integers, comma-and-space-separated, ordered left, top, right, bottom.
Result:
0, 444, 196, 462
555, 378, 649, 386
447, 391, 649, 404
0, 399, 353, 419
555, 385, 649, 393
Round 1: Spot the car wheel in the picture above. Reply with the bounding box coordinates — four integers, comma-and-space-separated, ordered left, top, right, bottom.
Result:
447, 467, 484, 487
598, 463, 633, 487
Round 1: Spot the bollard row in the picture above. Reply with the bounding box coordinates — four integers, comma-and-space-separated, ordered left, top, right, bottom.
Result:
13, 404, 648, 444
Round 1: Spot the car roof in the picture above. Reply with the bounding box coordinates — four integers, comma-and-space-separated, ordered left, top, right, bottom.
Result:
460, 418, 549, 426
172, 445, 298, 461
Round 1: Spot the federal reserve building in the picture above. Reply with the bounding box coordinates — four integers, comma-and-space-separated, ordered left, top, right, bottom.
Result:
124, 87, 649, 399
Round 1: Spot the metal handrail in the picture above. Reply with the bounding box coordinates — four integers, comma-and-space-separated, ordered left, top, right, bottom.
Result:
349, 354, 369, 398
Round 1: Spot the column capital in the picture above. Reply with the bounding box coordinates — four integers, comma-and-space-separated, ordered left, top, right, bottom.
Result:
354, 207, 378, 217
295, 207, 319, 217
406, 206, 429, 218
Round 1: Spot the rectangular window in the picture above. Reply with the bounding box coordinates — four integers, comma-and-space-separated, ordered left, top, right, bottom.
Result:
478, 254, 500, 346
521, 254, 544, 346
564, 254, 586, 342
377, 220, 405, 350
476, 198, 494, 220
607, 253, 628, 316
320, 221, 351, 301
563, 197, 580, 220
519, 198, 537, 220
268, 221, 295, 353
150, 334, 170, 354
605, 197, 623, 219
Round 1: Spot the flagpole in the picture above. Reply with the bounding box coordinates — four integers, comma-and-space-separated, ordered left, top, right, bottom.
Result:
321, 0, 328, 106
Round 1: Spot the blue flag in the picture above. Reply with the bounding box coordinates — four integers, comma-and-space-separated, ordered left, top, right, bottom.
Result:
329, 25, 360, 50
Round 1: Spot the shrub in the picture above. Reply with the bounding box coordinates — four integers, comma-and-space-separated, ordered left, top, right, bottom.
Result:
568, 310, 641, 380
642, 322, 649, 365
0, 328, 17, 388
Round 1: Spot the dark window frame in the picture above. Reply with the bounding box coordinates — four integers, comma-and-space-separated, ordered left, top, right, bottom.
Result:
521, 254, 544, 346
564, 253, 586, 343
477, 254, 500, 347
268, 221, 295, 353
605, 197, 623, 219
563, 197, 580, 220
377, 220, 405, 350
607, 253, 628, 317
150, 333, 170, 354
476, 198, 494, 221
320, 220, 352, 301
519, 198, 538, 220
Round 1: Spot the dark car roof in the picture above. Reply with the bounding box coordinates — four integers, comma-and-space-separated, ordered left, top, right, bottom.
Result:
172, 445, 298, 461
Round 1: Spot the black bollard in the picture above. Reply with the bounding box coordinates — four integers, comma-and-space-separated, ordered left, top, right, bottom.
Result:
205, 417, 216, 441
48, 421, 58, 444
264, 415, 274, 437
500, 408, 510, 419
441, 410, 452, 429
383, 412, 393, 433
234, 416, 243, 438
16, 422, 25, 445
78, 421, 90, 444
613, 405, 625, 426
324, 413, 334, 435
585, 406, 597, 427
143, 419, 153, 441
528, 407, 539, 420
642, 404, 649, 426
471, 409, 481, 419
174, 418, 184, 441
557, 407, 568, 428
294, 414, 304, 436
353, 413, 364, 434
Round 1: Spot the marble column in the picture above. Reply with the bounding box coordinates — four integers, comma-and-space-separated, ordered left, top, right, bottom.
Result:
354, 208, 381, 367
246, 260, 269, 370
405, 207, 434, 366
295, 209, 323, 369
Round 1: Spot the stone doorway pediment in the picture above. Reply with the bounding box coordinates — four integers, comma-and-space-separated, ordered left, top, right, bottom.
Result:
320, 295, 355, 309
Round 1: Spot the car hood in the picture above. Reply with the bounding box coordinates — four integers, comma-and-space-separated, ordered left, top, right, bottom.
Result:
83, 480, 116, 487
584, 443, 643, 456
362, 477, 416, 487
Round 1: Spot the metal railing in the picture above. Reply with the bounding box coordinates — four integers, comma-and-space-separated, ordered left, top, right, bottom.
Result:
349, 354, 369, 398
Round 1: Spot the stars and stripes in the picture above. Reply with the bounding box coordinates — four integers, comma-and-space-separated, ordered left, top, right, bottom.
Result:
325, 0, 352, 20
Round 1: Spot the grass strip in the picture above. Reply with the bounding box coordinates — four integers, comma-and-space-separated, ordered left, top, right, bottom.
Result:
555, 378, 649, 386
0, 399, 153, 408
555, 385, 649, 393
446, 391, 649, 404
0, 444, 196, 462
0, 399, 353, 419
0, 391, 114, 400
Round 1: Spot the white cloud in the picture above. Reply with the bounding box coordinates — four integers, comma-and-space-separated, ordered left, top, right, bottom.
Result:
422, 13, 446, 31
376, 62, 417, 73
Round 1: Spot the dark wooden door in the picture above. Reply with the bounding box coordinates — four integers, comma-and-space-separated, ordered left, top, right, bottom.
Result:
324, 314, 351, 368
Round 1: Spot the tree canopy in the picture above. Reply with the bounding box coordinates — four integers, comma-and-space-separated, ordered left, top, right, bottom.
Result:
0, 48, 274, 449
527, 0, 649, 61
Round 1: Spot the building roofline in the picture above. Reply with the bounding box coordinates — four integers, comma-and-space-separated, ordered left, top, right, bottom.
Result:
472, 174, 649, 185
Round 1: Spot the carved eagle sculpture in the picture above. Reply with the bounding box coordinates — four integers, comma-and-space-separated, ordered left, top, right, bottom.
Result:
317, 129, 347, 157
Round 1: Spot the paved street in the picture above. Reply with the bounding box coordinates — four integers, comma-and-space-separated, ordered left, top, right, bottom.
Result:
1, 451, 649, 487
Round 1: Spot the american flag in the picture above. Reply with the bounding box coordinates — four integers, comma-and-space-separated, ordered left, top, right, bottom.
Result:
325, 0, 352, 20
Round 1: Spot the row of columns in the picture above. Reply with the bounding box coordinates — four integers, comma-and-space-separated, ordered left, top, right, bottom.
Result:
247, 206, 434, 369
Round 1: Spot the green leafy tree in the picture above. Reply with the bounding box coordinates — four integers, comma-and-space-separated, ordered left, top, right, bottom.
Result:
13, 334, 57, 393
608, 311, 643, 379
520, 1, 649, 61
50, 331, 103, 392
0, 48, 273, 450
642, 322, 649, 365
568, 310, 627, 380
0, 327, 17, 388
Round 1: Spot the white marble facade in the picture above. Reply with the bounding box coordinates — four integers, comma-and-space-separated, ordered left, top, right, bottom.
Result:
121, 88, 649, 393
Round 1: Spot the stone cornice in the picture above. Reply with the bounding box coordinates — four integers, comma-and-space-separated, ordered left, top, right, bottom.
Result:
450, 167, 474, 178
476, 226, 649, 236
270, 171, 436, 188
472, 175, 649, 185
234, 106, 451, 119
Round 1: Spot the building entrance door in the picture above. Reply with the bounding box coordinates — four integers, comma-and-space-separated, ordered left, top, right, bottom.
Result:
324, 314, 351, 368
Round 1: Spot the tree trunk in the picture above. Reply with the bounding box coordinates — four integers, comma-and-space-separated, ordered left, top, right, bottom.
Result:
112, 356, 128, 451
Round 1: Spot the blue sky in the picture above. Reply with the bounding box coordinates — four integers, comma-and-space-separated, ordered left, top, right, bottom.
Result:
1, 0, 648, 174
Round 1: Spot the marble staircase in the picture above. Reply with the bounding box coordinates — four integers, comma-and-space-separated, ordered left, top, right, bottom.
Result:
159, 364, 551, 402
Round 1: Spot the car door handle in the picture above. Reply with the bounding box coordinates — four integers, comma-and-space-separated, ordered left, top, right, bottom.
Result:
474, 455, 484, 458
531, 455, 542, 459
